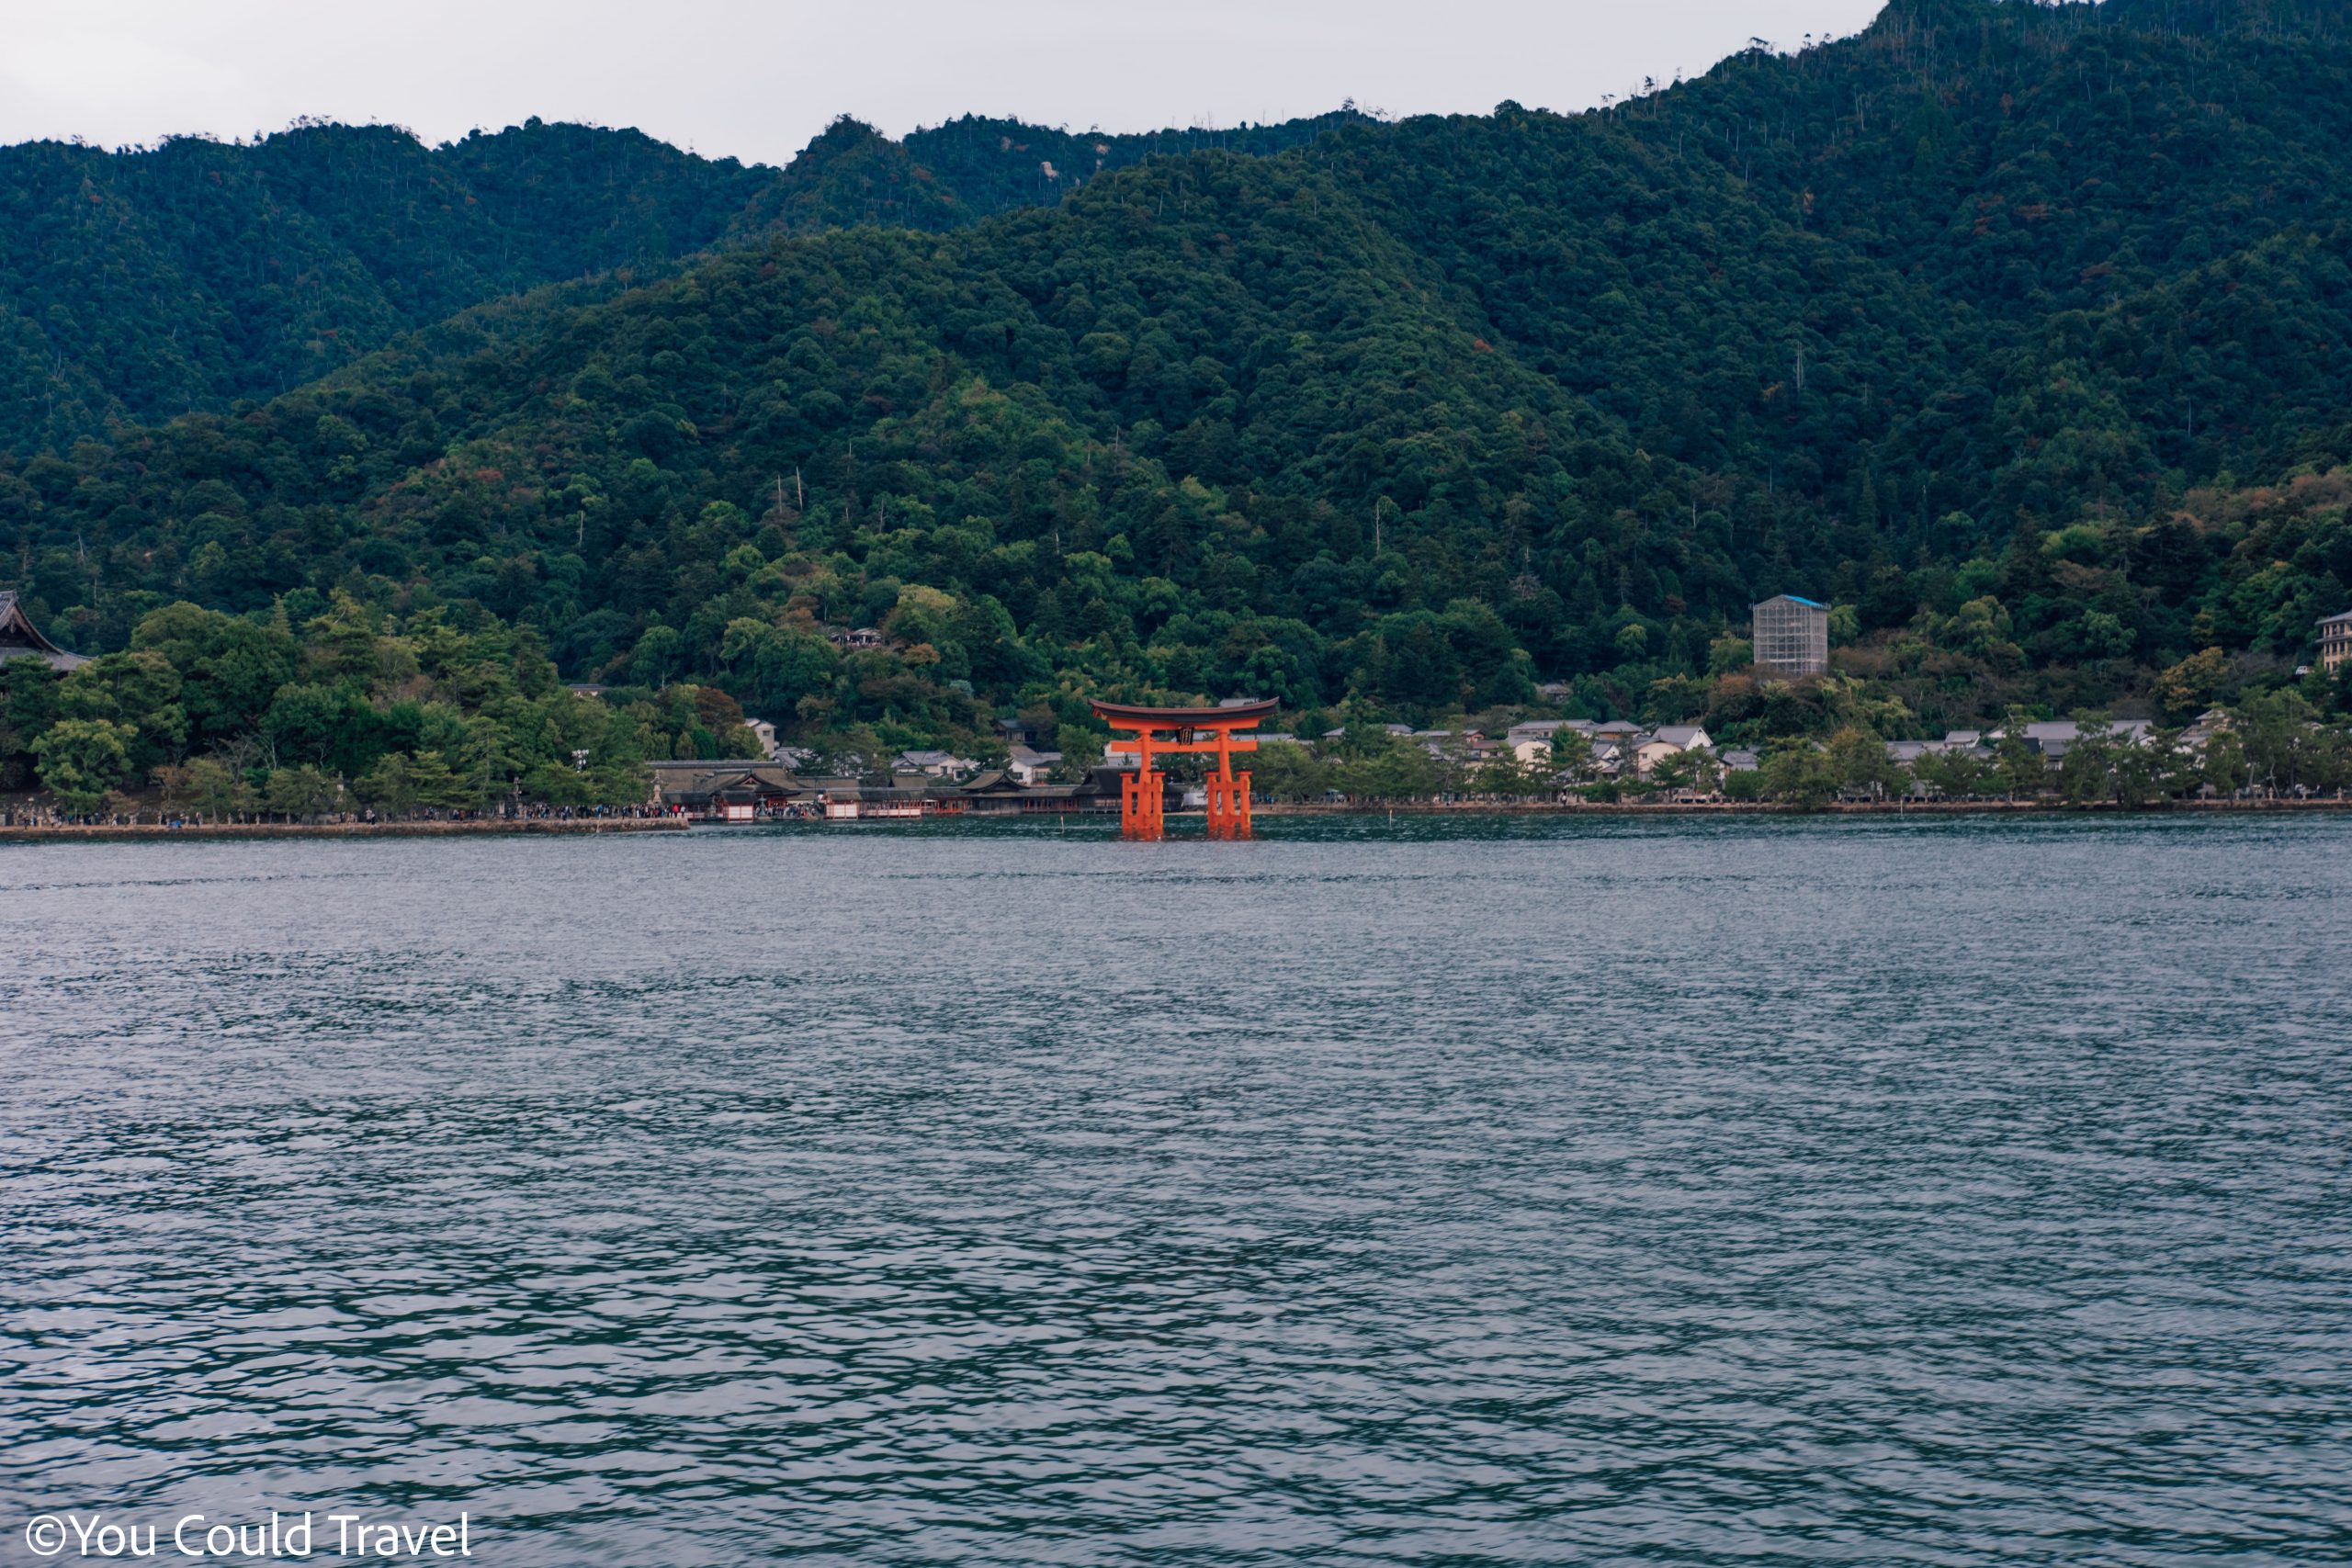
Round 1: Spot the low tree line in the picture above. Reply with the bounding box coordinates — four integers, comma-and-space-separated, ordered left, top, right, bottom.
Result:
0, 597, 724, 820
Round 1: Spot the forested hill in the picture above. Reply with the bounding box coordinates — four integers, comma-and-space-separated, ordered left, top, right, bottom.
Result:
5, 0, 2352, 783
0, 121, 763, 447
0, 111, 1352, 452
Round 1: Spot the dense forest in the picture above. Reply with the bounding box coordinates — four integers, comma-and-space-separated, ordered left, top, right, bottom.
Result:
0, 109, 1349, 451
5, 0, 2352, 805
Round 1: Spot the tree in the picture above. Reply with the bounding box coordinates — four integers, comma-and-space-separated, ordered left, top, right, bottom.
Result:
57, 651, 188, 772
130, 604, 300, 753
184, 757, 251, 819
631, 625, 685, 689
1825, 727, 1900, 800
406, 750, 480, 811
2147, 728, 2201, 801
2154, 648, 2229, 719
2234, 689, 2326, 794
1331, 732, 1440, 800
264, 765, 344, 822
1759, 746, 1834, 809
32, 718, 137, 814
1645, 748, 1698, 796
1475, 751, 1540, 798
2199, 730, 2251, 796
2112, 730, 2167, 806
1250, 740, 1330, 801
261, 682, 381, 773
1687, 746, 1725, 798
1994, 725, 2046, 800
2059, 723, 2122, 806
1914, 748, 1986, 800
355, 752, 424, 816
0, 659, 62, 791
722, 618, 840, 716
1548, 727, 1594, 784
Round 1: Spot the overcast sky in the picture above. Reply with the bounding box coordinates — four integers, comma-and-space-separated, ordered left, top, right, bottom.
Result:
0, 0, 1889, 165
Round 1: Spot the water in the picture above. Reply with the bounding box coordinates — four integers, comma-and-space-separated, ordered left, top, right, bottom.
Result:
3, 815, 2348, 1565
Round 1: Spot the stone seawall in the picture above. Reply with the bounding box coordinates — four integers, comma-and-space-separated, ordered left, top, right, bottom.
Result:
1252, 797, 2352, 816
0, 818, 689, 841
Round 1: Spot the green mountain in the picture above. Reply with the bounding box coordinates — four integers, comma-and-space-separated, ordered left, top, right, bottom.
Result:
5, 0, 2351, 797
0, 120, 769, 446
0, 110, 1355, 452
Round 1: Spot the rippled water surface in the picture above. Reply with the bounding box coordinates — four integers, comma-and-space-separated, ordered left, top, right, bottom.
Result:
4, 815, 2350, 1565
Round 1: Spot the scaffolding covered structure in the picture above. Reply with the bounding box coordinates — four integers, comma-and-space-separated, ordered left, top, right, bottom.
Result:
1752, 595, 1829, 677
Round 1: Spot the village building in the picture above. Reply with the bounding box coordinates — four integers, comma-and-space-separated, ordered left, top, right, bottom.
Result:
1631, 724, 1713, 775
1405, 728, 1502, 762
1006, 744, 1062, 785
2321, 609, 2352, 672
1752, 594, 1829, 677
2181, 709, 2233, 749
994, 716, 1048, 748
0, 592, 88, 671
894, 749, 978, 779
1506, 719, 1573, 767
2003, 718, 2154, 760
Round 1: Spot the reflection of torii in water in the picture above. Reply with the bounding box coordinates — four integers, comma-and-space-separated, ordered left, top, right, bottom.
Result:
1089, 697, 1277, 840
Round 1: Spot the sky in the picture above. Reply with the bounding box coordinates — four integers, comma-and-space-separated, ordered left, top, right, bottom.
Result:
0, 0, 1890, 166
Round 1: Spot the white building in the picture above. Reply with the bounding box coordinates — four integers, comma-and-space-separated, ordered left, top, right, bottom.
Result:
894, 750, 978, 779
1007, 744, 1062, 785
1633, 725, 1713, 775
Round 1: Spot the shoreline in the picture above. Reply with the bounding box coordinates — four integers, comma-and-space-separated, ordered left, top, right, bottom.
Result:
0, 818, 689, 842
1250, 797, 2352, 816
1, 798, 2346, 840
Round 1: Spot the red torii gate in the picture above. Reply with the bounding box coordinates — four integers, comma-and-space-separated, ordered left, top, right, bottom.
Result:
1089, 697, 1278, 840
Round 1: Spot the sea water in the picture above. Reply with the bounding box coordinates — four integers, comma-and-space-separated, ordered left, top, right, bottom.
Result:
3, 816, 2347, 1564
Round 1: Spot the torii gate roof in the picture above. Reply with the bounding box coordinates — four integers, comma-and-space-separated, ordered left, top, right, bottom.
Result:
1089, 698, 1280, 728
